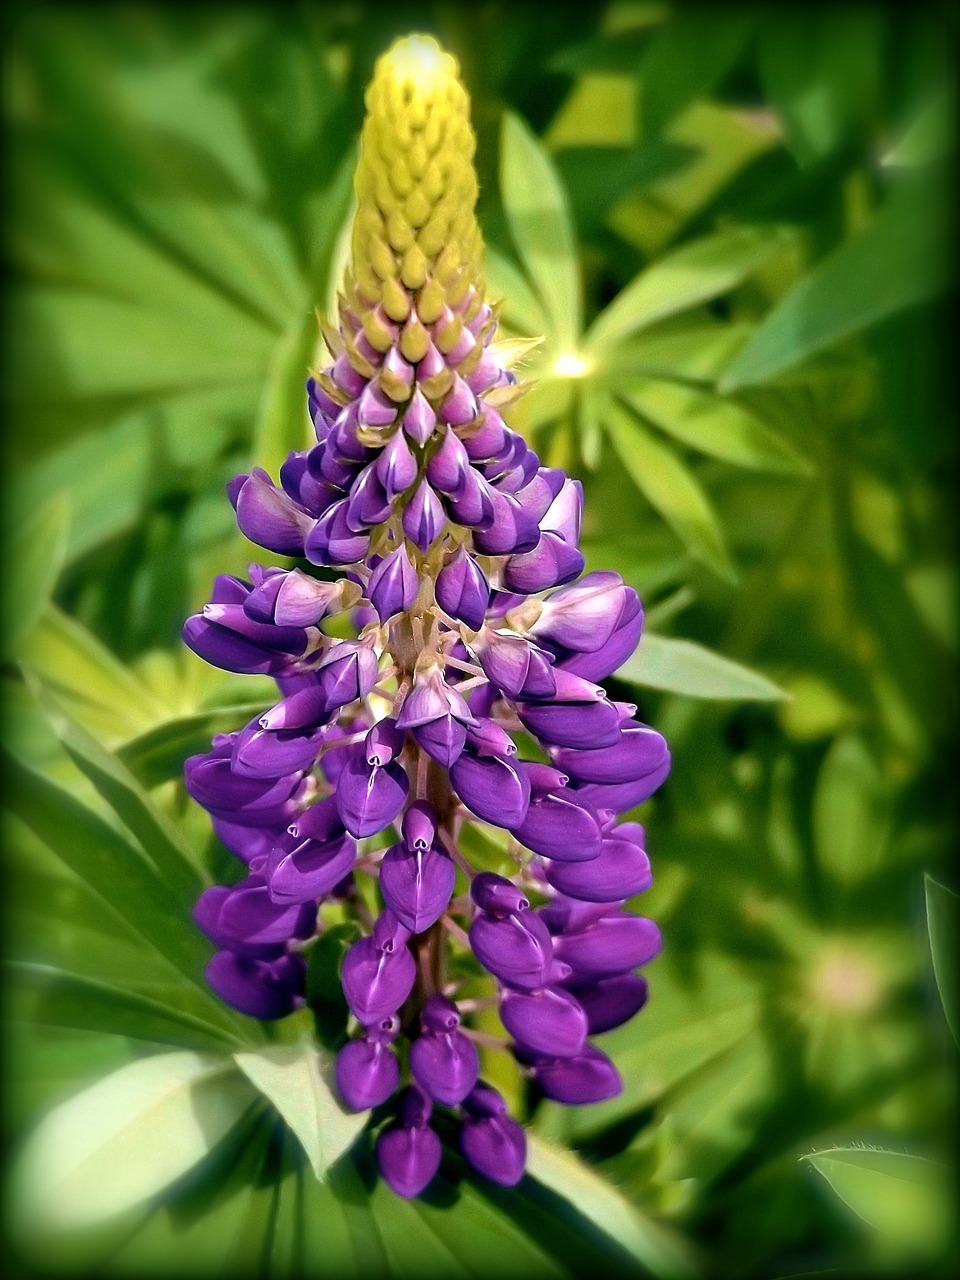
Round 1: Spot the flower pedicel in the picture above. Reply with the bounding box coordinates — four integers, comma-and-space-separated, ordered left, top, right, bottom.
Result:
183, 34, 669, 1199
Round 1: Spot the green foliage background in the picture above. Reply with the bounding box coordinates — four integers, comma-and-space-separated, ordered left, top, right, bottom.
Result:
2, 2, 957, 1277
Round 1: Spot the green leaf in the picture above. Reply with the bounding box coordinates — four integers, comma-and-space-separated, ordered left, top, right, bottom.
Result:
605, 402, 736, 581
484, 244, 549, 337
617, 632, 788, 701
27, 676, 205, 905
7, 962, 240, 1053
117, 702, 271, 788
587, 227, 790, 349
500, 112, 581, 345
803, 1148, 953, 1255
638, 8, 754, 139
3, 493, 70, 658
925, 875, 959, 1046
251, 310, 320, 478
624, 381, 810, 474
720, 175, 949, 390
812, 736, 885, 887
8, 285, 274, 401
12, 1052, 254, 1231
882, 88, 955, 169
526, 1135, 698, 1278
234, 1037, 367, 1181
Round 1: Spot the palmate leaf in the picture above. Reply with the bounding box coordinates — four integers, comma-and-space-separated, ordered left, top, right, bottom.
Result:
2, 752, 235, 1032
234, 1037, 367, 1182
8, 962, 240, 1055
622, 381, 810, 475
500, 112, 581, 347
604, 401, 736, 582
586, 225, 792, 350
11, 1052, 256, 1233
721, 172, 949, 390
525, 1136, 697, 1278
802, 1148, 954, 1255
27, 674, 205, 904
23, 603, 172, 744
618, 632, 787, 701
117, 701, 272, 788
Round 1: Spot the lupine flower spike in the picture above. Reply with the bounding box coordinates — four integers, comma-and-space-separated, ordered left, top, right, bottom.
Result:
183, 33, 669, 1199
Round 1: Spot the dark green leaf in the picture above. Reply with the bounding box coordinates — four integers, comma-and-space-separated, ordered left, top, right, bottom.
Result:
721, 175, 949, 389
924, 875, 959, 1046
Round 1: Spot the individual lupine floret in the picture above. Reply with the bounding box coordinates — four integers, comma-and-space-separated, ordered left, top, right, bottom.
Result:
181, 32, 671, 1201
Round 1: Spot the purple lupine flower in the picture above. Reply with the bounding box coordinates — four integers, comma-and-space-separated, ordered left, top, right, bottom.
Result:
181, 34, 669, 1200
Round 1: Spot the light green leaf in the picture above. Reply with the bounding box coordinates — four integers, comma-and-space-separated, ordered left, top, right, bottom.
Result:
720, 174, 948, 390
234, 1037, 367, 1181
624, 381, 810, 474
812, 736, 885, 886
803, 1148, 953, 1254
587, 226, 790, 349
3, 492, 70, 658
925, 875, 959, 1046
605, 402, 736, 581
526, 1135, 698, 1278
617, 632, 788, 701
12, 1052, 253, 1231
27, 676, 205, 905
501, 112, 581, 345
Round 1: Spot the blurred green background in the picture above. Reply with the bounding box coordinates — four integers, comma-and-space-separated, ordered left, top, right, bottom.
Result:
2, 2, 957, 1277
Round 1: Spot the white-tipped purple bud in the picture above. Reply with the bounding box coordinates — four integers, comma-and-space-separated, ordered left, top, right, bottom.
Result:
402, 480, 445, 551
367, 545, 418, 621
436, 548, 489, 631
402, 388, 437, 444
376, 430, 418, 499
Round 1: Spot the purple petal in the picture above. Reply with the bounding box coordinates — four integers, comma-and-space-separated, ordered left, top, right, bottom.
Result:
205, 951, 305, 1020
336, 1037, 400, 1111
336, 745, 409, 838
235, 473, 313, 556
544, 826, 652, 902
502, 532, 584, 594
341, 934, 417, 1024
531, 1046, 622, 1104
402, 480, 445, 552
551, 913, 661, 979
500, 987, 588, 1058
376, 1122, 442, 1199
266, 834, 356, 904
379, 844, 456, 934
460, 1114, 526, 1186
564, 975, 648, 1034
402, 388, 438, 444
450, 751, 531, 828
517, 698, 621, 750
469, 911, 554, 990
509, 782, 603, 862
410, 1030, 479, 1105
554, 724, 669, 785
368, 545, 418, 621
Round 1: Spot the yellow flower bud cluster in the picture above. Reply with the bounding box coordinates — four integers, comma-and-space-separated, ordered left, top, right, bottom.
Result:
337, 35, 488, 398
